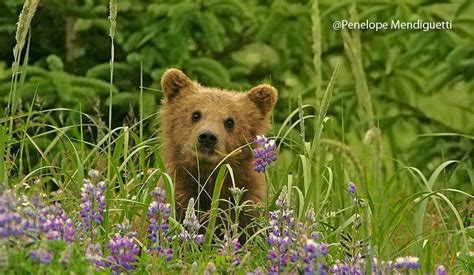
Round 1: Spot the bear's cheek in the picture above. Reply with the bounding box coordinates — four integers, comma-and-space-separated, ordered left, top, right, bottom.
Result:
222, 125, 251, 152
166, 110, 199, 154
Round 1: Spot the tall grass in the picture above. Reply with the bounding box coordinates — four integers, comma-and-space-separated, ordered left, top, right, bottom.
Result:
2, 0, 39, 186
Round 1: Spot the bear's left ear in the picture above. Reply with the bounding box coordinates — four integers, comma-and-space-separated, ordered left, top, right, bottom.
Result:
247, 84, 278, 115
161, 68, 194, 100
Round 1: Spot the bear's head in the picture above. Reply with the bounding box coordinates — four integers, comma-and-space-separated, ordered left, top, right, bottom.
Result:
160, 68, 277, 167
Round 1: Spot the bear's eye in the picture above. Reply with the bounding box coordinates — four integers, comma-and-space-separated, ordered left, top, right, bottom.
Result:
224, 118, 234, 129
192, 111, 201, 122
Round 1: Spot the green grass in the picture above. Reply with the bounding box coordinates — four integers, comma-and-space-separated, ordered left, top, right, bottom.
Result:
0, 0, 473, 274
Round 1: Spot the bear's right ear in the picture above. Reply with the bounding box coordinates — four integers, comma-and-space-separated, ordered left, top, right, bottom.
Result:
247, 84, 278, 115
161, 68, 193, 100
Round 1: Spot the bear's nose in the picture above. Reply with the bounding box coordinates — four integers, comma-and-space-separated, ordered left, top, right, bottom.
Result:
198, 131, 218, 147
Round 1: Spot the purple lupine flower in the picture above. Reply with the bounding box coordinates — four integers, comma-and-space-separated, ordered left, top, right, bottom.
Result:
267, 190, 331, 274
305, 207, 320, 240
255, 135, 267, 144
331, 255, 384, 274
0, 191, 29, 238
385, 260, 394, 270
86, 243, 104, 269
436, 265, 446, 275
115, 219, 137, 238
179, 198, 204, 244
106, 233, 140, 273
22, 194, 43, 232
329, 260, 358, 274
164, 248, 173, 261
252, 135, 277, 173
329, 262, 341, 273
292, 239, 329, 274
319, 263, 329, 275
218, 233, 241, 266
29, 248, 53, 264
394, 256, 420, 269
147, 187, 173, 260
348, 182, 357, 194
151, 186, 166, 201
39, 203, 75, 242
267, 186, 297, 273
319, 242, 328, 256
79, 179, 106, 239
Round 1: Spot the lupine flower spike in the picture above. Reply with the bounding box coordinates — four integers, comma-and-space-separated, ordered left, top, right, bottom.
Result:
179, 198, 204, 244
348, 182, 356, 194
395, 256, 420, 269
253, 135, 277, 173
436, 265, 447, 275
115, 219, 136, 238
106, 233, 140, 273
218, 233, 241, 266
147, 187, 173, 260
29, 247, 53, 264
0, 191, 29, 239
79, 179, 106, 240
267, 186, 295, 274
39, 203, 75, 242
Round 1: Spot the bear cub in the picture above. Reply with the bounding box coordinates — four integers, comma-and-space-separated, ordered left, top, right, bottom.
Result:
160, 68, 277, 237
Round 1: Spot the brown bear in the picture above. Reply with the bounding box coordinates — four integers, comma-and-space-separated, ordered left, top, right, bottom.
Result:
159, 68, 277, 238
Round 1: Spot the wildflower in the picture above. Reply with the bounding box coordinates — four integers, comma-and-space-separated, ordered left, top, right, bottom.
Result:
88, 169, 101, 180
79, 179, 106, 239
183, 198, 199, 230
329, 260, 363, 274
395, 256, 420, 269
348, 182, 356, 194
179, 198, 204, 244
86, 243, 104, 269
255, 135, 267, 144
267, 189, 330, 274
252, 135, 277, 173
204, 262, 216, 275
319, 242, 328, 256
29, 248, 53, 264
39, 203, 75, 242
106, 233, 140, 273
0, 191, 29, 238
436, 265, 446, 275
302, 239, 319, 273
218, 233, 241, 266
151, 186, 166, 202
147, 187, 173, 260
267, 187, 296, 273
115, 219, 136, 238
164, 248, 173, 261
305, 207, 319, 240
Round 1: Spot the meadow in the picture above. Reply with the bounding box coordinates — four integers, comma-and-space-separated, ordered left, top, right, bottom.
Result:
0, 0, 473, 274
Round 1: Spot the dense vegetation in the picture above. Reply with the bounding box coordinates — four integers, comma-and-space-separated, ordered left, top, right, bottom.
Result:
0, 0, 473, 274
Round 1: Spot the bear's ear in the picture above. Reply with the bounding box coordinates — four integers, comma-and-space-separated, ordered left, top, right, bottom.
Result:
247, 84, 278, 115
161, 68, 194, 100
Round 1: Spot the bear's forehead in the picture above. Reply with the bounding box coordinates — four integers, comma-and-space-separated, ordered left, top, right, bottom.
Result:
182, 88, 246, 109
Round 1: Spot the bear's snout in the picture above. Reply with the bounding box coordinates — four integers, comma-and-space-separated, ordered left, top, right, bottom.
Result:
198, 131, 218, 147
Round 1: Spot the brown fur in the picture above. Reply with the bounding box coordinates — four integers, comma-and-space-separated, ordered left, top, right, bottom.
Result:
159, 68, 277, 234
